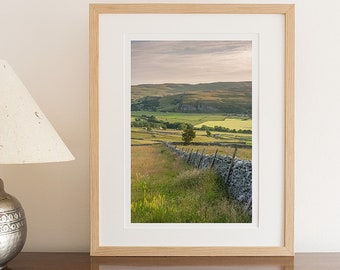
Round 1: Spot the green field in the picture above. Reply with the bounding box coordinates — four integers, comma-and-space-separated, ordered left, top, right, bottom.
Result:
131, 128, 252, 145
131, 128, 252, 159
131, 111, 252, 159
132, 111, 251, 130
131, 111, 226, 126
195, 118, 252, 130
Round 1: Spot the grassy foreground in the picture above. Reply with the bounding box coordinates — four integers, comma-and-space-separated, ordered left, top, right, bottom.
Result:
131, 144, 251, 223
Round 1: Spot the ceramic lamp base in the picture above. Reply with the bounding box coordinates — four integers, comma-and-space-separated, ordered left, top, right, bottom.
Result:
0, 179, 27, 269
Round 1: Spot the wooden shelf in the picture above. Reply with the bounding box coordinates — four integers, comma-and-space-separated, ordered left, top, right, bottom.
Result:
8, 252, 340, 269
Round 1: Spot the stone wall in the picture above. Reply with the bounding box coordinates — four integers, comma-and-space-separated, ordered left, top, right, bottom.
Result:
165, 143, 252, 214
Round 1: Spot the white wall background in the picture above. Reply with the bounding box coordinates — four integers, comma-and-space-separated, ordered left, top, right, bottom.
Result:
0, 0, 339, 253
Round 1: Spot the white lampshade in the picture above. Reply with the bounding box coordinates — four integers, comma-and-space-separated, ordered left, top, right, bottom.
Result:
0, 60, 74, 164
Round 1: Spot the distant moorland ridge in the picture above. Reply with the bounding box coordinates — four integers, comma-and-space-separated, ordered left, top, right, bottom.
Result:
131, 81, 252, 115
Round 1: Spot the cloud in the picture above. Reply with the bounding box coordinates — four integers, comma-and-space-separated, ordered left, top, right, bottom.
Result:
131, 40, 252, 85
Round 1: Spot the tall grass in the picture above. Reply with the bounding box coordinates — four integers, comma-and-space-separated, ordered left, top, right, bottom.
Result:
131, 145, 251, 223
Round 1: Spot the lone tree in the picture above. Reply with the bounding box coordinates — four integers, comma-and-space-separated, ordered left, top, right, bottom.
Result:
182, 128, 196, 145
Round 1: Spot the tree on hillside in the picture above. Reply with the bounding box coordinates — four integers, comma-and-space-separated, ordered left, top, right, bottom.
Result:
182, 128, 196, 145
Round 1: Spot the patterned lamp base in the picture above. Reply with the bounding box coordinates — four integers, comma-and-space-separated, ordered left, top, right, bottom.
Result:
0, 179, 27, 269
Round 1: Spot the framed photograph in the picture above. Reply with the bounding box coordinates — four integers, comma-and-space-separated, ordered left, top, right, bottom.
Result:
90, 4, 294, 256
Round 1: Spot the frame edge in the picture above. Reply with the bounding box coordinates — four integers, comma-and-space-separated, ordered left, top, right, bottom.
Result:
89, 3, 295, 257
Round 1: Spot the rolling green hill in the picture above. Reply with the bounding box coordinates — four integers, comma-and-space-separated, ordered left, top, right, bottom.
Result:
131, 81, 252, 115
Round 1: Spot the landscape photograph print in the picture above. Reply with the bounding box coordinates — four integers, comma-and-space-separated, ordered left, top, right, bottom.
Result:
130, 40, 254, 223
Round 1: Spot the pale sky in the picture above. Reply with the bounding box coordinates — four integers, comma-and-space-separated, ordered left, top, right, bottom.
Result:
131, 40, 252, 85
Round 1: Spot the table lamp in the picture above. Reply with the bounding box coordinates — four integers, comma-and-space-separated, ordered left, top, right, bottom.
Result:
0, 60, 74, 269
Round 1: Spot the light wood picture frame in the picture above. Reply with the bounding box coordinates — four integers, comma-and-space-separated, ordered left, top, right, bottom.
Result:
90, 4, 294, 256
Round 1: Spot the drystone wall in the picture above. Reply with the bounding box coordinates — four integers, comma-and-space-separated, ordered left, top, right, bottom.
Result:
165, 143, 252, 214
